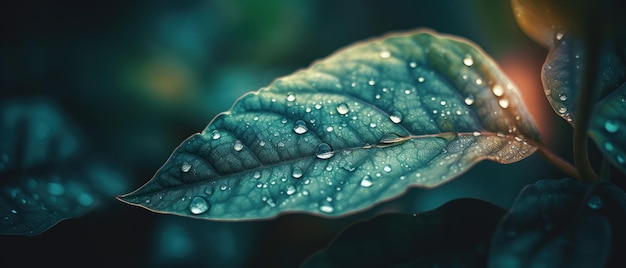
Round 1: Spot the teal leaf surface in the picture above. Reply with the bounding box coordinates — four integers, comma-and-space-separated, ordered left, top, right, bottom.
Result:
0, 99, 127, 236
120, 30, 540, 219
488, 178, 626, 267
589, 83, 626, 174
302, 198, 506, 268
542, 32, 626, 124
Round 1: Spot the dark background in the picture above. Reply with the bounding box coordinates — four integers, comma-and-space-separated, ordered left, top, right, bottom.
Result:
0, 0, 578, 267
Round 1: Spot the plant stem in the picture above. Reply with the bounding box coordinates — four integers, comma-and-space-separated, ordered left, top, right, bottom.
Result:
535, 143, 581, 181
571, 0, 602, 183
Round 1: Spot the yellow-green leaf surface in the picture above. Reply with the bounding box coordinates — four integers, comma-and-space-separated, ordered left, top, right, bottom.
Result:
119, 30, 540, 220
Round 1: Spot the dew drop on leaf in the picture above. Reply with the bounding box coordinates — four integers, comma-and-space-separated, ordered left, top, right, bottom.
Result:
47, 182, 65, 196
492, 85, 504, 96
463, 54, 474, 66
292, 167, 303, 179
417, 77, 425, 83
379, 50, 391, 59
389, 111, 402, 123
318, 201, 334, 213
336, 103, 350, 115
293, 120, 308, 134
189, 196, 210, 215
315, 143, 334, 159
285, 185, 296, 195
360, 176, 373, 188
383, 165, 392, 172
587, 195, 603, 210
498, 99, 510, 109
604, 120, 619, 133
211, 130, 221, 140
181, 162, 191, 173
464, 95, 475, 105
286, 92, 296, 102
253, 171, 261, 179
233, 140, 244, 151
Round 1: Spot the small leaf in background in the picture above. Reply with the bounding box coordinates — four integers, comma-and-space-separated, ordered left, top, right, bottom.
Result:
541, 32, 625, 124
120, 30, 540, 220
302, 198, 506, 267
488, 178, 626, 267
0, 99, 127, 236
589, 83, 626, 174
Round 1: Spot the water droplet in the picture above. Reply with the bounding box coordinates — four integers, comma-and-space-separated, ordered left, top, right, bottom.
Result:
475, 78, 483, 85
378, 133, 406, 145
375, 94, 381, 99
189, 196, 210, 215
259, 141, 266, 147
409, 62, 417, 68
326, 126, 334, 132
77, 193, 94, 206
233, 140, 244, 151
440, 100, 447, 106
253, 171, 261, 179
604, 120, 619, 133
379, 50, 391, 59
558, 106, 567, 114
286, 92, 296, 102
587, 195, 602, 209
498, 99, 510, 109
389, 111, 402, 123
617, 154, 625, 164
418, 77, 425, 83
211, 130, 221, 140
368, 80, 376, 86
358, 175, 373, 188
293, 120, 308, 134
369, 123, 377, 128
492, 85, 504, 96
464, 95, 475, 105
315, 143, 334, 159
559, 94, 567, 101
314, 103, 322, 110
286, 185, 296, 195
336, 103, 349, 115
605, 142, 614, 152
205, 186, 214, 195
463, 54, 474, 66
555, 31, 564, 41
473, 131, 481, 136
10, 209, 17, 214
319, 202, 334, 213
220, 184, 228, 191
383, 165, 392, 172
404, 89, 411, 95
181, 162, 191, 173
47, 182, 65, 196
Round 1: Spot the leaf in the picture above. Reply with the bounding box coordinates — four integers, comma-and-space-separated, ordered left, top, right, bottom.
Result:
301, 198, 506, 268
119, 30, 540, 220
488, 178, 626, 267
589, 83, 626, 173
0, 99, 127, 236
542, 32, 626, 124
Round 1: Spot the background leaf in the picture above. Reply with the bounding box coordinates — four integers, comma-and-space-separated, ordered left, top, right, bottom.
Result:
589, 83, 626, 174
488, 178, 626, 267
541, 33, 626, 124
0, 99, 127, 236
302, 198, 506, 268
120, 30, 540, 220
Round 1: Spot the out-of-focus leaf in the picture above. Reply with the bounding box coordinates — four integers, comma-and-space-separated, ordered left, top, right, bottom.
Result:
589, 83, 626, 174
0, 99, 127, 236
302, 198, 506, 268
542, 33, 626, 124
488, 178, 626, 267
119, 30, 540, 220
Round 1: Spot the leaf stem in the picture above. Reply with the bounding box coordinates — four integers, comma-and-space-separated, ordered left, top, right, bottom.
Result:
572, 4, 601, 183
535, 142, 581, 181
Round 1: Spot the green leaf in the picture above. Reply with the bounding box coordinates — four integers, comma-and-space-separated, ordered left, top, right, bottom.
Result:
488, 178, 626, 267
302, 198, 506, 268
119, 30, 540, 220
589, 83, 626, 173
542, 33, 626, 124
0, 99, 128, 236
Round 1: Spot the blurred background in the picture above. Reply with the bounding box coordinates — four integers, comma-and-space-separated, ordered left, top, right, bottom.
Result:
0, 0, 575, 267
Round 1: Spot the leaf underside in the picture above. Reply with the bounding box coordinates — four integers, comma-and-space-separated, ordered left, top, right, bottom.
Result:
120, 30, 540, 220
